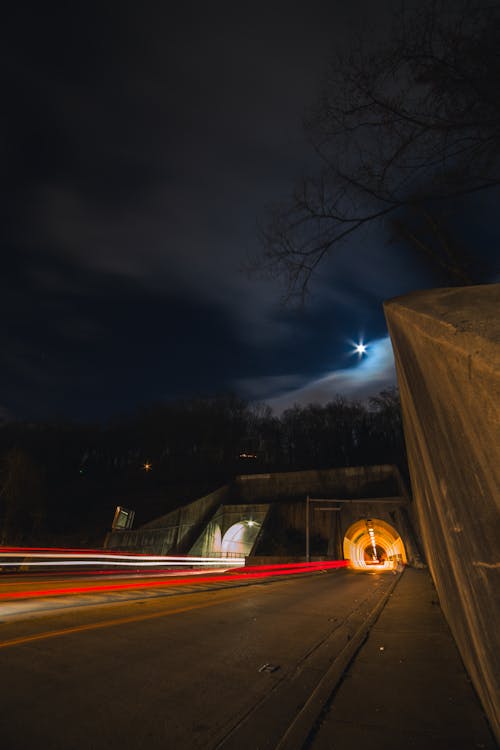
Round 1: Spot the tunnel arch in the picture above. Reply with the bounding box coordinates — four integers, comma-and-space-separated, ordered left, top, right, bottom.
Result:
221, 520, 261, 556
343, 518, 407, 570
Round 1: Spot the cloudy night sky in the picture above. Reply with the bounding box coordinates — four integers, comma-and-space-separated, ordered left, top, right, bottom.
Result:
3, 1, 498, 422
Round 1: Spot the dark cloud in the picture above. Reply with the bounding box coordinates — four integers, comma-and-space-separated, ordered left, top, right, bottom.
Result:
3, 1, 495, 420
262, 338, 397, 413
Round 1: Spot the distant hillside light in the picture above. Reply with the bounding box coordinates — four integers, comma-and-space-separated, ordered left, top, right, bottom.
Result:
144, 462, 152, 472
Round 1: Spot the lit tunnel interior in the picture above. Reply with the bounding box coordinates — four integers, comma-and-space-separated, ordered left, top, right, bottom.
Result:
220, 520, 261, 556
343, 518, 407, 570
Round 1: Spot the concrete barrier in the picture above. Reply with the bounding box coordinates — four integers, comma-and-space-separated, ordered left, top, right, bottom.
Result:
385, 283, 500, 741
104, 484, 229, 553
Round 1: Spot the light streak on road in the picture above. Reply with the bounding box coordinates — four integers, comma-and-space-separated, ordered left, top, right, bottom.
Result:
0, 559, 244, 568
0, 546, 245, 569
0, 554, 349, 603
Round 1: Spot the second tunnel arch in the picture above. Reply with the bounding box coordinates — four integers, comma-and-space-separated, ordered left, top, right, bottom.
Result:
343, 517, 407, 569
221, 520, 262, 556
189, 504, 271, 558
305, 496, 418, 566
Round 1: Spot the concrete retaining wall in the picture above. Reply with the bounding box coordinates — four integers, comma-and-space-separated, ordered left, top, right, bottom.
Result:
233, 465, 404, 503
104, 484, 229, 554
385, 284, 500, 741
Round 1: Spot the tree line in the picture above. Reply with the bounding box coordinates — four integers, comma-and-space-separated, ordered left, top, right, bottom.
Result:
0, 389, 405, 545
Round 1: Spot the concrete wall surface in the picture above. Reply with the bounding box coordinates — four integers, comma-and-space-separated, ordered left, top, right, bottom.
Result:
384, 283, 500, 741
104, 465, 412, 557
234, 464, 405, 503
255, 497, 419, 562
105, 484, 228, 554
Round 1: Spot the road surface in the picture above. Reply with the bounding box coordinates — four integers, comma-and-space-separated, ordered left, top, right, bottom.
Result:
0, 567, 395, 749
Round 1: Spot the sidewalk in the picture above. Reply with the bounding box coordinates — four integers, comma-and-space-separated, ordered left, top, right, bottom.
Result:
307, 567, 496, 750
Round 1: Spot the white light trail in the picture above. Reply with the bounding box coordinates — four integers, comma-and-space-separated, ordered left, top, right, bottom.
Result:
0, 551, 245, 569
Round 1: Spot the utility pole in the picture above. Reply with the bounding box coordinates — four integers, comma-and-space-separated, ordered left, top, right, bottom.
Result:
305, 497, 341, 563
306, 495, 310, 562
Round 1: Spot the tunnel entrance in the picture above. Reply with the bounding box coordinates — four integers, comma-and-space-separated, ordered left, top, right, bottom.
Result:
343, 518, 407, 570
221, 520, 261, 556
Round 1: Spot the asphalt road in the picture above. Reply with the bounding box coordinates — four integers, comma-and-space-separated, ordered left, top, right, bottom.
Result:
0, 568, 395, 750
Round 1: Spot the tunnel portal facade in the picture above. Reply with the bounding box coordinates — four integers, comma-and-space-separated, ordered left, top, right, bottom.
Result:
105, 465, 420, 567
343, 517, 407, 569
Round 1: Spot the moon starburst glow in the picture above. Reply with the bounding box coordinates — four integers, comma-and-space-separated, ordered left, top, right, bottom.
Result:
347, 338, 369, 359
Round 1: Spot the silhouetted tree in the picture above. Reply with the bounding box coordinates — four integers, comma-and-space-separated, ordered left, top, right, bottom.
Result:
0, 448, 46, 543
259, 0, 500, 300
364, 388, 406, 470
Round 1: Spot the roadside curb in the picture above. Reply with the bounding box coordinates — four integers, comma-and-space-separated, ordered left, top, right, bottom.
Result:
275, 569, 404, 750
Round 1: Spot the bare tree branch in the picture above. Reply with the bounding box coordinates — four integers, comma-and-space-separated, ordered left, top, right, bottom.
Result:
255, 0, 500, 299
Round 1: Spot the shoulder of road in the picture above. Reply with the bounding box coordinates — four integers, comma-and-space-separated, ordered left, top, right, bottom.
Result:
297, 567, 496, 750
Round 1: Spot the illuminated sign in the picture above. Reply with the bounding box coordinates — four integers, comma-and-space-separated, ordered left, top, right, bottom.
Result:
112, 506, 135, 530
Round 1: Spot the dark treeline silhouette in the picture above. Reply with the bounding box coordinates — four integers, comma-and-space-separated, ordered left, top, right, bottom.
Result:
0, 389, 406, 545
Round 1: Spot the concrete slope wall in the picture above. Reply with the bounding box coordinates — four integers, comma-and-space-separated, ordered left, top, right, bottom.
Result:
104, 484, 229, 554
384, 284, 500, 741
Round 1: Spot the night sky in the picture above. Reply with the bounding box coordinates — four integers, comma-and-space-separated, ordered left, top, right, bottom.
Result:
3, 1, 498, 422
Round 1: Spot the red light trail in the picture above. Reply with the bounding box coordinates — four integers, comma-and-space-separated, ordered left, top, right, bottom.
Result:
0, 546, 348, 602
